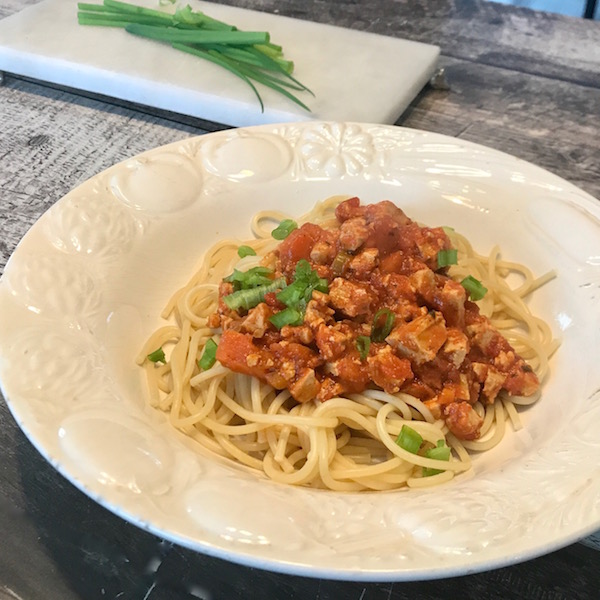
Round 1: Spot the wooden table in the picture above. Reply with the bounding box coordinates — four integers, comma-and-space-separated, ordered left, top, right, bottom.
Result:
1, 1, 599, 598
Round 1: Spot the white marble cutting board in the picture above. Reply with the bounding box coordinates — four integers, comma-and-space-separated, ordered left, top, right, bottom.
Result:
0, 0, 440, 127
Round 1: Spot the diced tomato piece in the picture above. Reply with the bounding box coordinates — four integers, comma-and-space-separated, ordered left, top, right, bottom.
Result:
367, 347, 413, 394
216, 330, 271, 378
379, 251, 428, 276
270, 341, 323, 371
277, 223, 324, 272
334, 196, 361, 222
327, 351, 371, 393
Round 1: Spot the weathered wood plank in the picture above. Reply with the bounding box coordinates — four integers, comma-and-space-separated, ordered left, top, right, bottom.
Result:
0, 76, 210, 271
400, 57, 600, 199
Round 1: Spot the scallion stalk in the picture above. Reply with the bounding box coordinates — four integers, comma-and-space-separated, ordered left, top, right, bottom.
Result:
237, 245, 257, 258
102, 0, 173, 21
461, 275, 488, 301
173, 4, 234, 30
271, 219, 298, 240
273, 259, 329, 326
269, 306, 303, 329
173, 43, 265, 112
76, 0, 312, 112
422, 440, 451, 476
147, 347, 166, 363
356, 335, 371, 360
331, 251, 352, 276
436, 248, 458, 268
371, 308, 396, 342
224, 266, 274, 290
125, 24, 270, 46
198, 339, 218, 370
395, 425, 423, 454
223, 277, 286, 312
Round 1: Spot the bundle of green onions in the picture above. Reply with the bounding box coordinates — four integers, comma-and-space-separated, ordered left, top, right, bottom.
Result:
77, 0, 313, 111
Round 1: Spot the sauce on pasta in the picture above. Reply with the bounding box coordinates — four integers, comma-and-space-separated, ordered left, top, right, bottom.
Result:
137, 196, 558, 491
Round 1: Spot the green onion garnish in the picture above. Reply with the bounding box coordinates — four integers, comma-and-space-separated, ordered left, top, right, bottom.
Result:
276, 273, 327, 307
461, 275, 488, 301
356, 335, 371, 360
275, 279, 307, 307
272, 259, 329, 325
371, 308, 396, 342
76, 0, 313, 112
395, 425, 423, 454
271, 219, 298, 240
223, 277, 286, 311
224, 266, 274, 290
269, 306, 303, 329
237, 245, 257, 258
437, 248, 458, 268
422, 440, 451, 476
331, 251, 352, 276
147, 347, 166, 363
276, 260, 328, 307
198, 339, 218, 370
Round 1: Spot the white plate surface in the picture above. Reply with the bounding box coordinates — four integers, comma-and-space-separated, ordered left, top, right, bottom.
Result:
1, 122, 599, 581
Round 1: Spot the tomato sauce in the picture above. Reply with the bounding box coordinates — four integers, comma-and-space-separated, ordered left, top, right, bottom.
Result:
213, 198, 539, 440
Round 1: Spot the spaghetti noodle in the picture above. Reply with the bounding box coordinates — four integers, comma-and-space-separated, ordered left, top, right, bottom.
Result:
137, 196, 558, 491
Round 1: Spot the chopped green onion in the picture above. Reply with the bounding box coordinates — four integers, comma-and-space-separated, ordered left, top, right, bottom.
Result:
269, 307, 303, 329
356, 335, 371, 360
314, 278, 329, 294
461, 275, 488, 301
423, 440, 451, 476
224, 266, 274, 290
437, 248, 458, 268
395, 425, 423, 454
273, 259, 330, 326
442, 226, 455, 235
371, 308, 396, 342
223, 277, 286, 311
147, 347, 166, 363
294, 258, 315, 281
271, 219, 298, 240
276, 259, 329, 311
237, 245, 257, 258
198, 339, 218, 370
276, 279, 307, 307
331, 251, 352, 276
426, 440, 451, 461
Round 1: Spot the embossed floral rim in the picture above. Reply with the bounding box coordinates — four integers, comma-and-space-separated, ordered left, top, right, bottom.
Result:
1, 122, 599, 581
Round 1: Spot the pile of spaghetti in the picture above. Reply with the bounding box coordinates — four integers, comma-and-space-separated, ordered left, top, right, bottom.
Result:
137, 196, 558, 491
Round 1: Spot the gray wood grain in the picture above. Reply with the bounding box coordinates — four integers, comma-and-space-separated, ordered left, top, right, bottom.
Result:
402, 55, 600, 198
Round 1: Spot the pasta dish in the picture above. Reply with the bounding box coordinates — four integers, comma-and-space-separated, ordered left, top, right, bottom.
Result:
137, 196, 558, 491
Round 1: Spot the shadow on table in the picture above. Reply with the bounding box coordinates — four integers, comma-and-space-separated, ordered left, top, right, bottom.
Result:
13, 428, 599, 600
